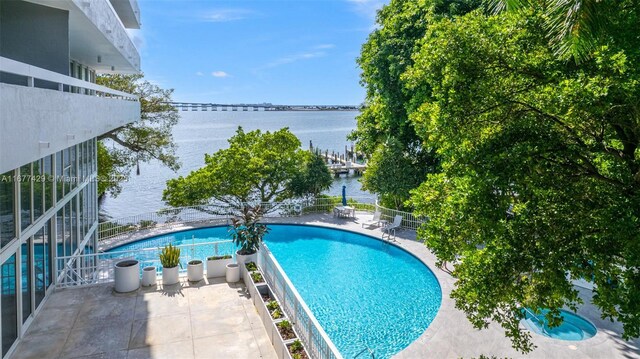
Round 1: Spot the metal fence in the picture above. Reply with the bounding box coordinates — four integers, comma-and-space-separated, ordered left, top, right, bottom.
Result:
56, 240, 235, 288
97, 197, 401, 244
258, 242, 343, 359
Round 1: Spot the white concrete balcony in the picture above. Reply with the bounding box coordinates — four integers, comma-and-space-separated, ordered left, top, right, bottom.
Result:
29, 0, 141, 73
0, 56, 140, 173
109, 0, 141, 29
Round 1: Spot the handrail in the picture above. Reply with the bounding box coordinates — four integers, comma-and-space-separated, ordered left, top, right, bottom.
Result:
259, 242, 343, 359
0, 56, 138, 100
56, 239, 235, 288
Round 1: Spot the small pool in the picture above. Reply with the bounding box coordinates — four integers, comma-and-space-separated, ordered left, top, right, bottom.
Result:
107, 224, 442, 358
522, 309, 597, 341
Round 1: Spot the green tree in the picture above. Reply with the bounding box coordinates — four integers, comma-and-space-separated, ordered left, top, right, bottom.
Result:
361, 138, 434, 210
350, 0, 480, 209
96, 74, 180, 197
402, 5, 640, 353
163, 127, 306, 210
290, 151, 333, 199
489, 0, 618, 62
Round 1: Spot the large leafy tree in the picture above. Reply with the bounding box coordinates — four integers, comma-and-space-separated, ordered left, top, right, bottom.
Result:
489, 0, 618, 62
402, 3, 640, 353
96, 74, 180, 197
290, 151, 333, 199
163, 127, 307, 210
350, 0, 480, 209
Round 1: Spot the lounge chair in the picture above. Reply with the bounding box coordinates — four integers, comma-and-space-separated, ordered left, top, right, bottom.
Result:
361, 210, 383, 228
381, 215, 402, 240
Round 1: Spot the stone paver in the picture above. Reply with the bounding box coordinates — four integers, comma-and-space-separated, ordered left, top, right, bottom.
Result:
12, 278, 276, 359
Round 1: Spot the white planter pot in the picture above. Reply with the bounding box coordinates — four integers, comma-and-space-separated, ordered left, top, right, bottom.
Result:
141, 266, 157, 287
162, 266, 180, 285
207, 258, 233, 278
114, 259, 140, 293
236, 250, 257, 267
226, 263, 240, 283
187, 260, 204, 282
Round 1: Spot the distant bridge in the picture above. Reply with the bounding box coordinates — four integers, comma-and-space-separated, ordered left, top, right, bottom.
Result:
168, 102, 359, 112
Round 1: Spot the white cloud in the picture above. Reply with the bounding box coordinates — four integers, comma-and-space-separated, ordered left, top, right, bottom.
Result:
201, 9, 253, 23
195, 71, 204, 76
211, 71, 230, 78
346, 0, 386, 20
263, 51, 326, 69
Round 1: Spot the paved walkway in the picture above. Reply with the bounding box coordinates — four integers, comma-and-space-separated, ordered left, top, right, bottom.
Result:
11, 278, 276, 359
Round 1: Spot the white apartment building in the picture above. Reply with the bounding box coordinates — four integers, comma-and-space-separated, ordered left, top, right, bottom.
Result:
0, 0, 141, 357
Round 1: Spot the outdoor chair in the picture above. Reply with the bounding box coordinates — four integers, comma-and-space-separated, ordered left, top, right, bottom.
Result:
362, 210, 383, 228
381, 215, 402, 240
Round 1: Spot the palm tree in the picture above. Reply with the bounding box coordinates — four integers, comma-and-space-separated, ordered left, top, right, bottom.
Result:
488, 0, 613, 62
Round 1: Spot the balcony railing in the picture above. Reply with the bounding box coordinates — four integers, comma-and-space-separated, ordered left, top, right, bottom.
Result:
56, 239, 235, 288
0, 56, 138, 100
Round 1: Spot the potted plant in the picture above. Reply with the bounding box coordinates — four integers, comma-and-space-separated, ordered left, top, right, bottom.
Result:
250, 271, 264, 284
287, 339, 309, 359
274, 319, 297, 358
207, 254, 233, 278
159, 243, 181, 285
187, 259, 204, 282
229, 205, 269, 267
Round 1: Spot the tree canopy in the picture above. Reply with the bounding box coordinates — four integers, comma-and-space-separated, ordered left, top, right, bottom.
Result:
163, 127, 309, 210
290, 150, 333, 199
349, 0, 479, 209
96, 74, 180, 198
355, 0, 640, 353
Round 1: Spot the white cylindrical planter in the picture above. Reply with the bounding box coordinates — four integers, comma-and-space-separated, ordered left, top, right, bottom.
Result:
187, 260, 204, 282
141, 266, 157, 286
236, 251, 258, 267
114, 259, 140, 293
162, 266, 180, 285
226, 263, 240, 283
207, 257, 233, 278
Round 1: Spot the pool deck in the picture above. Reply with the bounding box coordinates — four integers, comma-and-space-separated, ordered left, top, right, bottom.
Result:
13, 212, 640, 359
10, 278, 277, 359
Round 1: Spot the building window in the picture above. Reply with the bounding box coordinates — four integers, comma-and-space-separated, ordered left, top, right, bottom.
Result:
56, 151, 63, 204
34, 227, 46, 308
0, 170, 16, 248
33, 160, 43, 222
20, 163, 32, 231
2, 254, 18, 357
44, 155, 53, 211
21, 240, 32, 324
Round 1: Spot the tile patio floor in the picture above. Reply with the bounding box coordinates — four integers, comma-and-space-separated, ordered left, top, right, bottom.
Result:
11, 277, 276, 359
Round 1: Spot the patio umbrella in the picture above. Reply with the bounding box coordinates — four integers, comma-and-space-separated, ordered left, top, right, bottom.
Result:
342, 185, 347, 206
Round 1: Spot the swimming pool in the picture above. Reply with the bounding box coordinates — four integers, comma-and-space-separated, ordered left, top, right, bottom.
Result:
106, 224, 442, 358
522, 308, 597, 341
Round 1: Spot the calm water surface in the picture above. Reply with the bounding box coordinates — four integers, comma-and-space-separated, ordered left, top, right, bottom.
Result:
100, 111, 369, 219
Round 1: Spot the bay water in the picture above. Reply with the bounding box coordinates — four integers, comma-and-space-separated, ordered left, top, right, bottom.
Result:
100, 110, 370, 219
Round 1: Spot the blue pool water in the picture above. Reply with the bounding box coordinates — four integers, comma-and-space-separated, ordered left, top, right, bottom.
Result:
522, 309, 597, 341
107, 225, 442, 358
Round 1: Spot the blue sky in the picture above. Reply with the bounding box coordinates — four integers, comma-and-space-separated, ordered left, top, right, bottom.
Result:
129, 0, 387, 105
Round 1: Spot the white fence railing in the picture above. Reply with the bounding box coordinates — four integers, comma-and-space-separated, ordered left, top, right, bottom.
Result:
97, 197, 422, 245
0, 56, 138, 100
259, 242, 343, 359
56, 240, 234, 288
